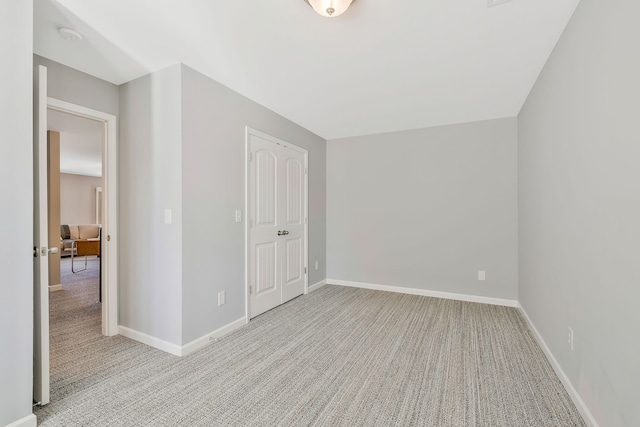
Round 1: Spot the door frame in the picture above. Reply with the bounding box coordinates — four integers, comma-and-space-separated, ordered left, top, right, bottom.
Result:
244, 127, 308, 319
47, 97, 118, 336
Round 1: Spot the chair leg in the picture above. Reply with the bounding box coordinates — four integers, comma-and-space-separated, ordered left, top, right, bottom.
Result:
71, 242, 88, 274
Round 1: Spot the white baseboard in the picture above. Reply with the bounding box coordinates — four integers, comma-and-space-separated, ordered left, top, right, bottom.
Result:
118, 326, 183, 356
119, 317, 248, 357
49, 284, 62, 292
328, 279, 518, 307
308, 279, 327, 293
6, 414, 37, 427
518, 304, 598, 427
181, 317, 247, 356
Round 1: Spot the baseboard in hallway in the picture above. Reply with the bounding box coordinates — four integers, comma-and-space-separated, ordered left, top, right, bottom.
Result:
181, 317, 248, 356
118, 326, 182, 356
119, 317, 248, 357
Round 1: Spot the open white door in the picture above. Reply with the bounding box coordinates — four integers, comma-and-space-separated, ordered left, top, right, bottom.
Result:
33, 64, 50, 405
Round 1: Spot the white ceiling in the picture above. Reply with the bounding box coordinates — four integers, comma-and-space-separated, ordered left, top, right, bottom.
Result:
34, 0, 580, 140
48, 109, 103, 177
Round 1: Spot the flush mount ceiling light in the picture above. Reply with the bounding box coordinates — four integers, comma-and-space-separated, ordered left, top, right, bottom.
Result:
305, 0, 356, 18
58, 27, 83, 42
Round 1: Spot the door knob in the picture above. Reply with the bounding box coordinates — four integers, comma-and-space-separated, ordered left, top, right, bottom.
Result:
40, 246, 59, 257
277, 230, 284, 236
283, 230, 289, 235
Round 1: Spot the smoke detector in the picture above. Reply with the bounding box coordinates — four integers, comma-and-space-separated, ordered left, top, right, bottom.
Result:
58, 27, 83, 42
488, 0, 512, 7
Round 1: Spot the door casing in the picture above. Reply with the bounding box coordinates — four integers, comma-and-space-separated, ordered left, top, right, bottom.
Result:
47, 97, 118, 336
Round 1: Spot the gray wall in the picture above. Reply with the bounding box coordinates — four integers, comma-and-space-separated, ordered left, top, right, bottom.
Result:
60, 173, 103, 225
0, 1, 34, 425
518, 0, 640, 426
36, 56, 326, 350
327, 118, 518, 300
119, 65, 183, 345
181, 65, 326, 344
34, 55, 119, 116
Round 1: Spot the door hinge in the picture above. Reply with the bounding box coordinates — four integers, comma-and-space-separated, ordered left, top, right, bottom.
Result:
305, 267, 307, 274
248, 152, 253, 161
249, 285, 253, 295
34, 246, 38, 258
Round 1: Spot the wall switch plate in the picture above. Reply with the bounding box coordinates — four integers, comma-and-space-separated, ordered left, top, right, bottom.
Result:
567, 327, 574, 351
218, 291, 225, 306
164, 209, 172, 224
478, 270, 486, 281
235, 210, 242, 223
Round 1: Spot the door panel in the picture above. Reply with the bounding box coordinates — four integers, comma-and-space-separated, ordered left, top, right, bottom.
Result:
286, 158, 302, 225
33, 65, 50, 405
284, 238, 302, 284
255, 242, 277, 295
255, 150, 277, 227
249, 131, 307, 318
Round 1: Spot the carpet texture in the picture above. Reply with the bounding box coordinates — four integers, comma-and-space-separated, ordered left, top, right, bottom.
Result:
37, 264, 585, 426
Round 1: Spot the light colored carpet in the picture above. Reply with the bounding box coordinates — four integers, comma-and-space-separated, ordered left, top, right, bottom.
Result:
37, 264, 585, 426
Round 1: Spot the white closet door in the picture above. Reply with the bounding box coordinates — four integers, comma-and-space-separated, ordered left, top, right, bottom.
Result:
248, 131, 307, 319
249, 135, 282, 318
281, 149, 305, 303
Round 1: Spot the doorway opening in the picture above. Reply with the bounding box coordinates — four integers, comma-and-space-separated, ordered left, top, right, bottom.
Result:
47, 98, 118, 337
47, 111, 103, 297
34, 89, 118, 407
